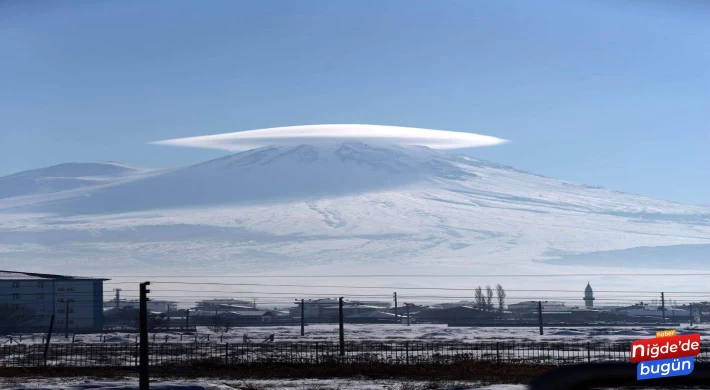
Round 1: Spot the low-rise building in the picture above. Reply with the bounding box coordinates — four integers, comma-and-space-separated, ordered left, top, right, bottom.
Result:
0, 270, 107, 332
621, 307, 690, 318
321, 303, 380, 321
290, 298, 340, 321
349, 300, 391, 309
193, 310, 278, 325
507, 301, 569, 313
194, 299, 257, 312
105, 299, 178, 314
347, 311, 399, 323
415, 306, 499, 325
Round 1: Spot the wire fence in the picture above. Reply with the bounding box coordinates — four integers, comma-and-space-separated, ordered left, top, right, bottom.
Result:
2, 340, 708, 367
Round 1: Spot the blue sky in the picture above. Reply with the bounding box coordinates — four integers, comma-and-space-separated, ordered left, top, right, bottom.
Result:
1, 0, 708, 204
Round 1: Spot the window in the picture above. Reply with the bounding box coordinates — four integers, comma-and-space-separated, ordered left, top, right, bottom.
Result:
37, 293, 44, 299
12, 281, 19, 288
67, 287, 75, 292
69, 320, 74, 325
12, 293, 20, 300
57, 287, 64, 291
57, 298, 65, 303
37, 282, 44, 288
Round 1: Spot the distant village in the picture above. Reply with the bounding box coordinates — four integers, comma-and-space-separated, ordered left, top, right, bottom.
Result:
0, 270, 705, 333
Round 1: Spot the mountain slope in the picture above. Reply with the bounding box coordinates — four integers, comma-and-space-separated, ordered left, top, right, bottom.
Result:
0, 162, 147, 199
0, 143, 709, 293
0, 143, 491, 213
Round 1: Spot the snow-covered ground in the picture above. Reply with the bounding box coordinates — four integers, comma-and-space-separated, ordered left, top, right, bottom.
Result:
3, 378, 706, 390
0, 378, 527, 390
4, 324, 707, 345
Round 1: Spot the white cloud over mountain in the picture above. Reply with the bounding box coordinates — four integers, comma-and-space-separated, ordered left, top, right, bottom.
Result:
150, 124, 508, 151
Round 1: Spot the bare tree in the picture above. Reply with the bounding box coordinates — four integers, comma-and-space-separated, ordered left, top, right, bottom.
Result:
152, 313, 168, 330
496, 284, 507, 313
0, 304, 36, 334
485, 286, 494, 311
207, 315, 233, 334
474, 286, 484, 310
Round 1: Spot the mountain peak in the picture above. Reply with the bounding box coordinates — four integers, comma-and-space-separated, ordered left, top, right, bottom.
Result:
0, 162, 146, 199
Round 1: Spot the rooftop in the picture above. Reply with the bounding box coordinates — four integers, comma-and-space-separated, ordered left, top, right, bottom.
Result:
0, 270, 109, 281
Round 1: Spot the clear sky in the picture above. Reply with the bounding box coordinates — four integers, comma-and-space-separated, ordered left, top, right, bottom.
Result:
1, 0, 708, 204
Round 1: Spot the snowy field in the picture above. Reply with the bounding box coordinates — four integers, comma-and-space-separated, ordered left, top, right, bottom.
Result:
0, 377, 704, 390
4, 324, 707, 345
0, 376, 524, 390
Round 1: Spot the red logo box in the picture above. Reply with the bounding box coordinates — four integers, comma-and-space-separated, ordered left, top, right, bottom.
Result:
631, 333, 701, 363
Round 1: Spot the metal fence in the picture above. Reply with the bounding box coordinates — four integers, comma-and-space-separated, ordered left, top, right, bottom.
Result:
1, 341, 708, 368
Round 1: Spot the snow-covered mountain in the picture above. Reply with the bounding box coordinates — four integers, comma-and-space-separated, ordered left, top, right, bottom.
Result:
0, 162, 148, 199
1, 142, 709, 294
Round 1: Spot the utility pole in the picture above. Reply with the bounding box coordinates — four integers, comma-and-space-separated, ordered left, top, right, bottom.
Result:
538, 301, 544, 335
139, 282, 151, 390
185, 310, 190, 330
661, 292, 666, 323
64, 301, 69, 339
339, 297, 345, 356
393, 292, 398, 324
690, 303, 693, 326
300, 299, 305, 336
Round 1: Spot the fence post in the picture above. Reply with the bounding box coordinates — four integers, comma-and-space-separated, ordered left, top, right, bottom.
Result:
406, 341, 409, 365
338, 297, 345, 357
587, 341, 591, 363
496, 342, 500, 364
43, 314, 55, 367
139, 281, 150, 390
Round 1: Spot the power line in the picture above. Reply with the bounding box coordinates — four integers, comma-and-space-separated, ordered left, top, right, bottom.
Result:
146, 281, 710, 294
78, 273, 710, 278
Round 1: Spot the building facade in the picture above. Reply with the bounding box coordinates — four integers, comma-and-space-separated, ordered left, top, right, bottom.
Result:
194, 299, 256, 312
0, 270, 107, 332
106, 299, 178, 314
507, 301, 568, 313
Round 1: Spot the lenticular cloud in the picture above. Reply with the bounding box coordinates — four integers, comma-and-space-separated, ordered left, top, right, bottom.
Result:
151, 124, 508, 151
